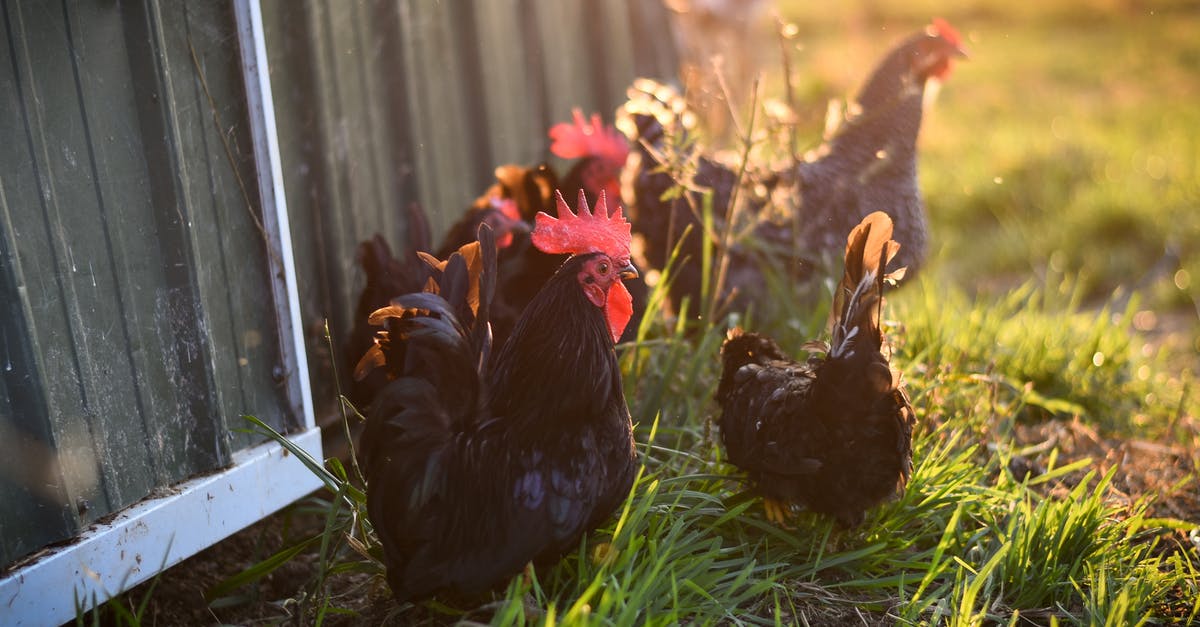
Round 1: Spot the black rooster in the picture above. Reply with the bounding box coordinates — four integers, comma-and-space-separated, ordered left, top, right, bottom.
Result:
348, 113, 638, 412
453, 111, 640, 339
357, 190, 639, 602
715, 212, 915, 528
547, 110, 648, 341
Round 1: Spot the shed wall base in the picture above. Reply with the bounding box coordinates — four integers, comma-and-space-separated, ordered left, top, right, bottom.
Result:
0, 427, 324, 627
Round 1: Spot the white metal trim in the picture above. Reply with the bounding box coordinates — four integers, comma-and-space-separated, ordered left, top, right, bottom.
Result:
0, 428, 324, 627
234, 0, 316, 429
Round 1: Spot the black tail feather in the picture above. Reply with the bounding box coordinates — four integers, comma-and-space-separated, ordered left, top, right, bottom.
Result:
828, 212, 902, 361
356, 225, 498, 384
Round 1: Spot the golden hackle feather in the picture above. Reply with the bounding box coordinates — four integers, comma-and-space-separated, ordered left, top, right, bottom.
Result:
354, 342, 388, 381
354, 236, 489, 382
418, 240, 485, 318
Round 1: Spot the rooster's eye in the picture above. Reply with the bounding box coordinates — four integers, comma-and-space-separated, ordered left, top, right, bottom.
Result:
598, 262, 609, 274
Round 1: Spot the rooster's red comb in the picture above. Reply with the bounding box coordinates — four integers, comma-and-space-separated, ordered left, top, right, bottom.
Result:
532, 189, 631, 261
929, 17, 962, 47
549, 109, 630, 168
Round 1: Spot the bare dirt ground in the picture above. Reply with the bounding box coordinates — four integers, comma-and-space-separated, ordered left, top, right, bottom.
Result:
85, 502, 400, 626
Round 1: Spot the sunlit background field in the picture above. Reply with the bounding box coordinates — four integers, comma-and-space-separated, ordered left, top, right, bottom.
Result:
780, 0, 1199, 352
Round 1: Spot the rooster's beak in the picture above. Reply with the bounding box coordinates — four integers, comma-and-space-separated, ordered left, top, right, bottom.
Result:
618, 261, 638, 280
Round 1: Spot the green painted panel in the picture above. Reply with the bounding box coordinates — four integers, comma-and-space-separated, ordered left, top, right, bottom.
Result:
397, 0, 488, 239
149, 0, 296, 450
587, 0, 637, 115
626, 0, 680, 81
262, 0, 421, 415
533, 0, 594, 138
1, 0, 303, 568
0, 189, 77, 567
5, 0, 159, 524
471, 0, 548, 169
65, 0, 228, 485
260, 2, 344, 414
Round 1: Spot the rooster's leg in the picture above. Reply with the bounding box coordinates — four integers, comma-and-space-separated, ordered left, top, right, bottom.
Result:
763, 497, 794, 528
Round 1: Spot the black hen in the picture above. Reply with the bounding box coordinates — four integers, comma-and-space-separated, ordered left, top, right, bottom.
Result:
358, 191, 639, 602
434, 191, 530, 261
620, 19, 965, 316
715, 212, 915, 528
481, 162, 565, 315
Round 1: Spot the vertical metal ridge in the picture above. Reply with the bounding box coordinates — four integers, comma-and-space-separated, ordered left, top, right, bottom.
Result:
60, 0, 159, 487
233, 0, 315, 431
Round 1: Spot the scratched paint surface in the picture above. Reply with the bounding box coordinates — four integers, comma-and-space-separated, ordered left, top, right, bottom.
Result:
0, 1, 296, 568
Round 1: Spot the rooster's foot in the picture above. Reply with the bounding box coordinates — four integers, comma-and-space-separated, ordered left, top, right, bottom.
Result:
591, 541, 618, 566
763, 498, 795, 529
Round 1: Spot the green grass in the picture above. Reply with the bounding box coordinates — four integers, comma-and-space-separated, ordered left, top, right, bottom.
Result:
88, 1, 1200, 624
227, 277, 1198, 624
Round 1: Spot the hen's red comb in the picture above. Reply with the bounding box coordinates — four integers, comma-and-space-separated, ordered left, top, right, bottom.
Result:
549, 109, 630, 167
930, 17, 962, 47
532, 189, 631, 261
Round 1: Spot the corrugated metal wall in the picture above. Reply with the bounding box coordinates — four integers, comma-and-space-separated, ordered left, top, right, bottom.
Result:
0, 0, 678, 570
0, 1, 299, 568
262, 0, 678, 415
